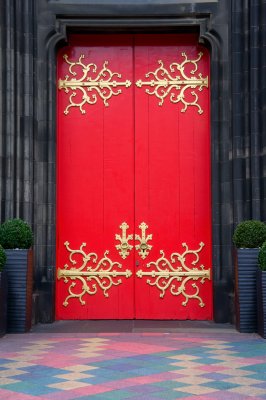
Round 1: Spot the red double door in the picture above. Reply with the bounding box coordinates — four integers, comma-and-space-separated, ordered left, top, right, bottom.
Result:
56, 34, 212, 320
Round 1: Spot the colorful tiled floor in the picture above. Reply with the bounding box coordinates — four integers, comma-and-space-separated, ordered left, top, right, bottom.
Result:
0, 331, 266, 399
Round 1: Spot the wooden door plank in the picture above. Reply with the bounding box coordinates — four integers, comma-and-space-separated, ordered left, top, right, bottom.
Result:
134, 34, 212, 319
56, 35, 135, 319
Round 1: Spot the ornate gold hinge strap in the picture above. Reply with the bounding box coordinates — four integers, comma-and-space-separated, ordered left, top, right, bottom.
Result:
58, 54, 132, 115
135, 222, 153, 259
136, 242, 211, 307
136, 52, 208, 114
57, 241, 132, 307
115, 222, 133, 259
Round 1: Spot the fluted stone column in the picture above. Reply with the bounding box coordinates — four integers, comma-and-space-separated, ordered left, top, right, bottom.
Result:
232, 0, 265, 223
0, 0, 34, 223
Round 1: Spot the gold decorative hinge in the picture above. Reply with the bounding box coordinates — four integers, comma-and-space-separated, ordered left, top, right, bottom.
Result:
115, 222, 133, 259
135, 222, 153, 259
136, 52, 208, 114
58, 54, 132, 115
136, 242, 210, 306
57, 241, 132, 306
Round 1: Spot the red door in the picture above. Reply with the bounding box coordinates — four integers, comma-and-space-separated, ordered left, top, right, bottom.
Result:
56, 34, 212, 320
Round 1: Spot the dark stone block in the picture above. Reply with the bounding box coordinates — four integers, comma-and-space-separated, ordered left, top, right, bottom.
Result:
233, 157, 245, 179
232, 74, 244, 94
37, 265, 55, 323
213, 280, 231, 323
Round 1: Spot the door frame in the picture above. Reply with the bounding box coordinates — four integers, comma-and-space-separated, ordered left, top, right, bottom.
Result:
55, 34, 213, 320
37, 11, 229, 323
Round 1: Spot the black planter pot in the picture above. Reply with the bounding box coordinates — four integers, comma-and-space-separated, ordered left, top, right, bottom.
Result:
235, 248, 259, 333
257, 269, 266, 339
0, 271, 8, 337
5, 249, 33, 333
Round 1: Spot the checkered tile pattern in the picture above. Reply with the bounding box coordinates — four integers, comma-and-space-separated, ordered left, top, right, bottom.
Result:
0, 332, 266, 399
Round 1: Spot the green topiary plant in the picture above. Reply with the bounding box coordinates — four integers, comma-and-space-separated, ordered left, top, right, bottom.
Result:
232, 220, 266, 248
0, 245, 6, 271
0, 218, 33, 249
258, 241, 266, 271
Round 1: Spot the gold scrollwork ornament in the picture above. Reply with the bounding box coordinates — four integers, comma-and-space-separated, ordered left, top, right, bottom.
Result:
136, 52, 208, 114
57, 241, 132, 306
136, 242, 210, 307
58, 54, 132, 115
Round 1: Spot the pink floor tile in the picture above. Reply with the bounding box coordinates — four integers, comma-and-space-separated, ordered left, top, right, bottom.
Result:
237, 357, 266, 365
141, 333, 168, 336
182, 396, 218, 400
172, 337, 211, 343
107, 341, 174, 354
98, 333, 120, 336
36, 357, 81, 368
0, 389, 41, 400
40, 391, 85, 400
199, 365, 229, 372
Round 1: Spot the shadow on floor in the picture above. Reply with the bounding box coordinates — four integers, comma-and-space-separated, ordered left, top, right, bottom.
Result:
31, 320, 235, 333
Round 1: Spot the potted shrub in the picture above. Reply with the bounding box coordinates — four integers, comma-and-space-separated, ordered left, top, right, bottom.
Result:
0, 245, 7, 337
233, 220, 266, 333
0, 218, 34, 333
257, 241, 266, 339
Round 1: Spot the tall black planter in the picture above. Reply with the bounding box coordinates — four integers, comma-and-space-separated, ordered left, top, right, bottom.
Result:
235, 248, 259, 333
5, 249, 33, 333
257, 269, 266, 339
0, 271, 8, 337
